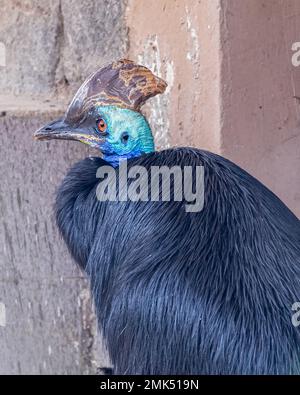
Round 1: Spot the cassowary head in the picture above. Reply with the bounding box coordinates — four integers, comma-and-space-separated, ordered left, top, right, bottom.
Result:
34, 59, 167, 166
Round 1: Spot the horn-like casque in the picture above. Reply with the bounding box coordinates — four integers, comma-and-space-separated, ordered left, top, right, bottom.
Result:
65, 59, 167, 124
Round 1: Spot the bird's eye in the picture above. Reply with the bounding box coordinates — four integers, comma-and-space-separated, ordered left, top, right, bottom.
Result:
96, 118, 107, 133
121, 131, 129, 144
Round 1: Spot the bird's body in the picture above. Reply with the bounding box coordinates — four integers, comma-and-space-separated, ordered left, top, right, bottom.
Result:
35, 60, 300, 374
56, 148, 300, 374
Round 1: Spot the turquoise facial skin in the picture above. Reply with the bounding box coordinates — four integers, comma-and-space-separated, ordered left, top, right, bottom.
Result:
93, 106, 155, 166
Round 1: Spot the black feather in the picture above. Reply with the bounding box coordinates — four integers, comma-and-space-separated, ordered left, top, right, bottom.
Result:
55, 148, 300, 374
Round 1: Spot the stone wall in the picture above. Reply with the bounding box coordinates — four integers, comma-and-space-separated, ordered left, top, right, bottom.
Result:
0, 0, 299, 374
0, 0, 127, 375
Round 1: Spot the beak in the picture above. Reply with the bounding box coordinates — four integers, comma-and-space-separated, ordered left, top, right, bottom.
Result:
34, 118, 78, 141
34, 118, 103, 147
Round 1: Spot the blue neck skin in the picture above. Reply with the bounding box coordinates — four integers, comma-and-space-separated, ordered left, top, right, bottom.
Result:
93, 106, 155, 167
103, 149, 143, 167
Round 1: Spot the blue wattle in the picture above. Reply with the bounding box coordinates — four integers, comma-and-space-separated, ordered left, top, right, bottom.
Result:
103, 148, 143, 167
93, 106, 155, 166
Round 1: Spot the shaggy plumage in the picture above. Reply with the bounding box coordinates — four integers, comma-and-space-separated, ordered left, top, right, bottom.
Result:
55, 147, 300, 375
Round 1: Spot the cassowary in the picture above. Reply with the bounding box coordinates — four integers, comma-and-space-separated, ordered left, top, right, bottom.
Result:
34, 59, 300, 374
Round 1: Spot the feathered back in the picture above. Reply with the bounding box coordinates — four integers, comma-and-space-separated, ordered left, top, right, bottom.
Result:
55, 148, 300, 374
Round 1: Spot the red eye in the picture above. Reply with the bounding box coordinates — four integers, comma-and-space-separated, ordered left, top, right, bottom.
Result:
96, 118, 107, 133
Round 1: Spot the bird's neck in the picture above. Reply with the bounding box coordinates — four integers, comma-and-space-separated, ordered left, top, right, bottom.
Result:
103, 150, 144, 167
103, 120, 155, 167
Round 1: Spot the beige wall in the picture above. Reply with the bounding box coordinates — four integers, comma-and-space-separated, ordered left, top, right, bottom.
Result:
220, 0, 300, 217
127, 0, 300, 217
127, 0, 222, 153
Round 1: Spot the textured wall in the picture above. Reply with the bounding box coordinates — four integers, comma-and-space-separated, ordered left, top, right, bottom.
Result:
127, 0, 222, 153
220, 0, 300, 217
127, 0, 300, 217
0, 0, 127, 375
0, 0, 128, 96
0, 0, 61, 96
0, 105, 100, 374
